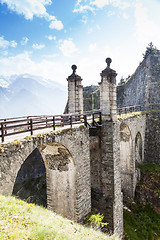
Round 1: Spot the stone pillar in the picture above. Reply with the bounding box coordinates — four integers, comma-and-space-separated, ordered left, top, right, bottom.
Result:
67, 65, 83, 114
100, 121, 123, 235
93, 58, 123, 235
99, 58, 117, 121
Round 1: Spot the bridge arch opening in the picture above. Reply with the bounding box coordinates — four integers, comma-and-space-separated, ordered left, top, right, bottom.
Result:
135, 132, 142, 163
120, 123, 133, 197
12, 142, 76, 220
12, 148, 47, 207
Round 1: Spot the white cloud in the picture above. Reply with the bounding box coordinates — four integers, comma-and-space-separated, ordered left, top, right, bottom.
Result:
49, 19, 64, 30
10, 40, 17, 48
0, 36, 9, 48
59, 39, 78, 57
134, 3, 160, 45
0, 51, 69, 86
32, 43, 45, 50
46, 35, 56, 40
73, 4, 94, 13
89, 43, 96, 52
0, 36, 17, 48
81, 15, 88, 24
91, 0, 109, 8
0, 0, 52, 20
21, 37, 29, 45
73, 0, 132, 13
0, 0, 64, 31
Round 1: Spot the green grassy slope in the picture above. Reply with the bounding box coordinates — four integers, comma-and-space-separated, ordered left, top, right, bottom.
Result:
123, 163, 160, 240
0, 195, 120, 240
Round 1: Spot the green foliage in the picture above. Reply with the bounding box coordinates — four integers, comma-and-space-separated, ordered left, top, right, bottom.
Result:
25, 135, 33, 140
143, 42, 158, 59
124, 204, 160, 240
79, 125, 85, 130
138, 163, 160, 174
85, 211, 108, 230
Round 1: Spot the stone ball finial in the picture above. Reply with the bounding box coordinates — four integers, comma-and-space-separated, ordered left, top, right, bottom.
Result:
72, 64, 77, 74
106, 58, 112, 68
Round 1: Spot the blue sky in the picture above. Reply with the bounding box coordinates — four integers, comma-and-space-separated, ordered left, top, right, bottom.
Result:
0, 0, 160, 86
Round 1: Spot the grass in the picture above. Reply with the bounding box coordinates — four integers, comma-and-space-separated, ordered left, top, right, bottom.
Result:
138, 163, 160, 174
124, 204, 160, 240
0, 195, 120, 240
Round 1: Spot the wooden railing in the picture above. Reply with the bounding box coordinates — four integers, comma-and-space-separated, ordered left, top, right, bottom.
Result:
117, 105, 143, 115
0, 112, 102, 142
117, 104, 160, 115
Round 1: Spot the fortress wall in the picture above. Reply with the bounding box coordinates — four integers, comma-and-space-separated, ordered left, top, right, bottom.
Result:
117, 53, 160, 109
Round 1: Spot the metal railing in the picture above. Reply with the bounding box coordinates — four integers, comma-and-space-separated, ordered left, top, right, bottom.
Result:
0, 112, 102, 142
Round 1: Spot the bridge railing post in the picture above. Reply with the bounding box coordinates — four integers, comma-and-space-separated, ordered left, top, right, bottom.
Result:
84, 115, 87, 127
4, 119, 7, 135
30, 119, 33, 135
27, 116, 30, 130
46, 117, 48, 128
99, 112, 102, 124
92, 113, 95, 126
61, 116, 64, 127
53, 116, 55, 130
70, 115, 72, 128
1, 123, 4, 142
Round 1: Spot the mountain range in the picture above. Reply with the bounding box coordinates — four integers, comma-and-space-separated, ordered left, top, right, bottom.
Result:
0, 74, 67, 118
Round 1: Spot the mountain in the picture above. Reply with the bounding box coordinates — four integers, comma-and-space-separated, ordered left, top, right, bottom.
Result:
0, 74, 67, 118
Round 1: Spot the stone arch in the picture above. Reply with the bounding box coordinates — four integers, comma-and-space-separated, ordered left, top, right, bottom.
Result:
120, 123, 133, 197
135, 132, 142, 163
12, 142, 76, 221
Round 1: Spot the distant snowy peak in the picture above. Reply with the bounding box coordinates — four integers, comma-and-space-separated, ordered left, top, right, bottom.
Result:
0, 74, 65, 91
0, 78, 9, 88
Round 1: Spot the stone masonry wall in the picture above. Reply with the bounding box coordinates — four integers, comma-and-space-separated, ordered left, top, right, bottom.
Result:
0, 128, 91, 222
119, 113, 146, 197
117, 53, 160, 109
90, 122, 123, 235
144, 111, 160, 164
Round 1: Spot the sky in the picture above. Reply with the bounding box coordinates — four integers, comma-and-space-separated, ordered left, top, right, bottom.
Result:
0, 0, 160, 86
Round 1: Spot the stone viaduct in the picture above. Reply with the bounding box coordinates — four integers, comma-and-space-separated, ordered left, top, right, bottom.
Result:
0, 52, 160, 236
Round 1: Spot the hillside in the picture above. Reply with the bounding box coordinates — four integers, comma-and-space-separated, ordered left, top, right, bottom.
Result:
123, 163, 160, 240
0, 195, 120, 240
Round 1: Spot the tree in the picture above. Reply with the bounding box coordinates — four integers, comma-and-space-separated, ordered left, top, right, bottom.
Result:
143, 42, 157, 59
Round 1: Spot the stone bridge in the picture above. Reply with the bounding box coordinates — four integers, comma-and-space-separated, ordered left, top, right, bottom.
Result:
1, 56, 160, 236
0, 112, 147, 236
